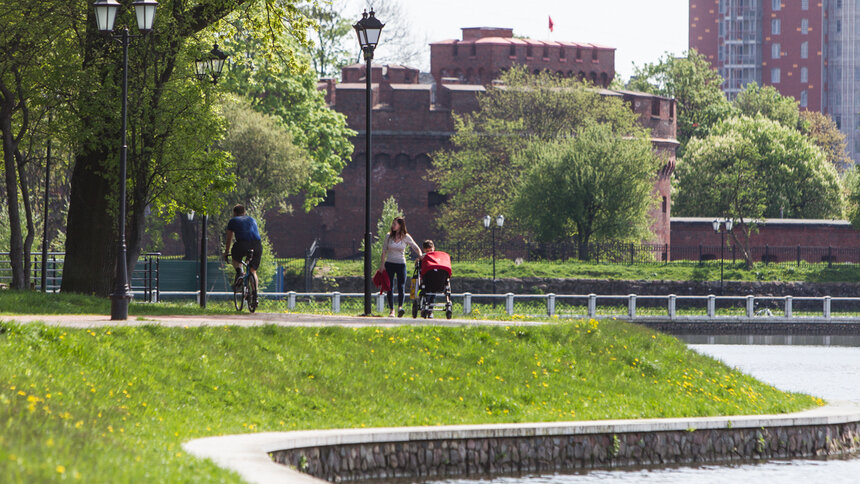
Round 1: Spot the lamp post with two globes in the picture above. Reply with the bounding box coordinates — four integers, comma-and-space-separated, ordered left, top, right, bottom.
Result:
483, 215, 505, 297
92, 0, 158, 320
712, 218, 733, 295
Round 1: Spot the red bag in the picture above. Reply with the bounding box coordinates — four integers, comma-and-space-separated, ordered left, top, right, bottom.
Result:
372, 269, 390, 294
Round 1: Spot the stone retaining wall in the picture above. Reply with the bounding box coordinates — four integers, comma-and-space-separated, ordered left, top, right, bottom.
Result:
270, 422, 860, 482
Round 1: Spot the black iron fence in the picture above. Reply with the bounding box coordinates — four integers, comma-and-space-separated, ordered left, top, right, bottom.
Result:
0, 252, 161, 297
307, 240, 860, 267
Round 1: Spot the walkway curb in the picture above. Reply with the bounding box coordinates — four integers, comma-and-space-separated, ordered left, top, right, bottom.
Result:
183, 402, 860, 484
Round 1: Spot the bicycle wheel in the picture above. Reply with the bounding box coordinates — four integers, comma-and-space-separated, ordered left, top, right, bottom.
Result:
233, 279, 245, 311
247, 275, 258, 313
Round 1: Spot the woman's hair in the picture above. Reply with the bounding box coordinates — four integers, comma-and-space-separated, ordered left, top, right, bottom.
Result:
390, 217, 407, 239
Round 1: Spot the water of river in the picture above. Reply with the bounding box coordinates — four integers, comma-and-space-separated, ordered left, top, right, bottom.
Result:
427, 337, 860, 484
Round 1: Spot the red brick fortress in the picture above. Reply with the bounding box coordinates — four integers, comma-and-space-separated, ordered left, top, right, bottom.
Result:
268, 28, 677, 258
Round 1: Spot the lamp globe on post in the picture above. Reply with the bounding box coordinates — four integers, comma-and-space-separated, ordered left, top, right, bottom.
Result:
132, 0, 159, 32
354, 9, 384, 316
93, 0, 121, 32
208, 44, 228, 82
496, 215, 505, 228
483, 215, 491, 229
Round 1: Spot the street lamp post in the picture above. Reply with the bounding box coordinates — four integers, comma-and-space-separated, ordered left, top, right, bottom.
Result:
92, 0, 158, 320
353, 9, 384, 316
192, 43, 228, 309
41, 110, 52, 292
712, 218, 733, 295
483, 215, 505, 297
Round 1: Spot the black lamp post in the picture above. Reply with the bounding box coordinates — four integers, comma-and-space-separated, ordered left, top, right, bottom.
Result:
353, 9, 384, 316
93, 0, 158, 320
483, 214, 504, 297
192, 43, 228, 308
712, 218, 733, 295
41, 110, 52, 292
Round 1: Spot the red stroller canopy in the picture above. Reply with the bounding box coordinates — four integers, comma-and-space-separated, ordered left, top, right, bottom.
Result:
421, 251, 452, 276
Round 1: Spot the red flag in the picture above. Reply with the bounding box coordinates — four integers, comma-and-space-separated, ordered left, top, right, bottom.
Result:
548, 16, 554, 32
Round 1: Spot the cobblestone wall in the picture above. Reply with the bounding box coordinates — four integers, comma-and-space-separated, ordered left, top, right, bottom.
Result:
270, 423, 860, 482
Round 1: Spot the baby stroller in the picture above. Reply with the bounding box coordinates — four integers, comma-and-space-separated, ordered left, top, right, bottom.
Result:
411, 251, 453, 319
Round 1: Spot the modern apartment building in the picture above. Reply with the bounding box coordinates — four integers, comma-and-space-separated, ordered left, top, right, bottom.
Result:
690, 0, 860, 160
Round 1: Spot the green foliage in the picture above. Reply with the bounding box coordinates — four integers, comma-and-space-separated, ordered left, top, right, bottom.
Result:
0, 317, 819, 481
629, 50, 733, 154
845, 166, 860, 229
430, 67, 640, 243
512, 125, 660, 258
733, 83, 800, 129
678, 115, 842, 220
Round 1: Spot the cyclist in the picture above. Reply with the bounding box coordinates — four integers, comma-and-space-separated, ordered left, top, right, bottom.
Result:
223, 204, 263, 292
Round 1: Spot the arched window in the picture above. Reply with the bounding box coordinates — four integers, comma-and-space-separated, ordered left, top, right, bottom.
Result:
600, 72, 609, 87
589, 71, 597, 84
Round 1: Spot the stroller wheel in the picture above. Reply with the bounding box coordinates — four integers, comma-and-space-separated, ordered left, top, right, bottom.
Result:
412, 300, 419, 319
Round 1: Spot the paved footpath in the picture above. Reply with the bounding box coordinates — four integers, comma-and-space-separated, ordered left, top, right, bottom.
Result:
0, 311, 545, 328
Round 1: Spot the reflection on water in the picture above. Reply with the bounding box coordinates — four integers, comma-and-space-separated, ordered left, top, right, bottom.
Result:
425, 343, 860, 484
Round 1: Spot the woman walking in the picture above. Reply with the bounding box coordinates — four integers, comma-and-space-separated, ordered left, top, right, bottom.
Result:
378, 217, 422, 317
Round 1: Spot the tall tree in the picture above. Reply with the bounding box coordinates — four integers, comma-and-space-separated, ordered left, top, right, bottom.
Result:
512, 125, 660, 260
430, 67, 640, 243
300, 1, 353, 78
677, 115, 843, 265
222, 26, 355, 210
733, 82, 800, 128
629, 50, 733, 155
61, 1, 313, 296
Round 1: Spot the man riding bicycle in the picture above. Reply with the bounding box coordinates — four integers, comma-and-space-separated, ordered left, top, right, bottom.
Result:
223, 204, 263, 292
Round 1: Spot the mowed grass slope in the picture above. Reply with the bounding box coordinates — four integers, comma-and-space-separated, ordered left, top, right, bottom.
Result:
0, 318, 821, 483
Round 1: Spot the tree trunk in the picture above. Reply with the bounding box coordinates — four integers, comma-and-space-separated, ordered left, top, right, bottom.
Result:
60, 150, 117, 296
0, 97, 25, 289
578, 236, 590, 261
15, 149, 35, 288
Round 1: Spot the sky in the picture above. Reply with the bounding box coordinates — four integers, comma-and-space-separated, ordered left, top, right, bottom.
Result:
345, 0, 689, 80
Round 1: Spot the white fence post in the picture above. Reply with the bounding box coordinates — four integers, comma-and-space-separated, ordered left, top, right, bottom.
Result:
288, 291, 296, 310
377, 293, 385, 314
746, 295, 755, 317
332, 292, 341, 313
668, 295, 676, 319
785, 296, 792, 318
707, 295, 715, 318
505, 293, 515, 316
628, 294, 636, 318
588, 294, 597, 319
547, 293, 556, 316
463, 293, 472, 315
824, 296, 831, 319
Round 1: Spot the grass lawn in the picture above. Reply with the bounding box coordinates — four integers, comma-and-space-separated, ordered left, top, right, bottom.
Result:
0, 293, 823, 483
312, 258, 860, 283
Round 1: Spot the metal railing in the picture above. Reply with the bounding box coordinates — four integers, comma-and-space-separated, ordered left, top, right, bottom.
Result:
0, 252, 160, 299
152, 290, 860, 322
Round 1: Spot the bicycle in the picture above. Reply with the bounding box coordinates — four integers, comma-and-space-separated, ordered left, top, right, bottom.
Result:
229, 250, 258, 313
